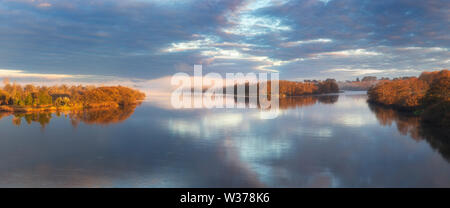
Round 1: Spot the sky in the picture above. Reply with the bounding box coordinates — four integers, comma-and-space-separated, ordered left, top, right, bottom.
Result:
0, 0, 449, 88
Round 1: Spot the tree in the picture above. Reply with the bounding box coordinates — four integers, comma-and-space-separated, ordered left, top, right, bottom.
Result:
38, 90, 52, 106
25, 94, 33, 106
0, 89, 9, 105
55, 97, 70, 107
24, 84, 35, 94
362, 76, 377, 82
422, 70, 449, 105
368, 69, 448, 110
0, 82, 145, 110
318, 79, 339, 93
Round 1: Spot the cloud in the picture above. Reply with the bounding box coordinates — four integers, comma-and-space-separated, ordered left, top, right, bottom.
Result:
0, 69, 85, 79
319, 0, 333, 5
322, 68, 421, 76
0, 0, 448, 82
162, 35, 257, 53
36, 2, 51, 8
0, 68, 154, 96
222, 14, 291, 36
280, 38, 333, 47
396, 47, 448, 53
315, 49, 382, 57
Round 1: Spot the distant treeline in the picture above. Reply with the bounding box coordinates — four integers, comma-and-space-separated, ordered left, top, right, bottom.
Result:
338, 76, 395, 91
367, 69, 449, 126
279, 79, 339, 96
223, 79, 339, 97
0, 79, 145, 112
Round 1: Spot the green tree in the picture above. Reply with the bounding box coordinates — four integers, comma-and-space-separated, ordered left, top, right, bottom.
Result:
55, 97, 70, 107
38, 91, 52, 105
25, 94, 33, 106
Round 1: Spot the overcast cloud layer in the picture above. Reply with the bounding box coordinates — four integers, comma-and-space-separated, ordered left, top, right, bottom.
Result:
0, 0, 449, 82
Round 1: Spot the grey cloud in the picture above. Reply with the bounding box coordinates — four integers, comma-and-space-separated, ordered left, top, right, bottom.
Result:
0, 0, 448, 81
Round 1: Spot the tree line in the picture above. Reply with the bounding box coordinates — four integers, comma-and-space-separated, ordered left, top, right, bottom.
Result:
367, 69, 449, 126
0, 79, 145, 112
224, 79, 339, 97
278, 79, 339, 96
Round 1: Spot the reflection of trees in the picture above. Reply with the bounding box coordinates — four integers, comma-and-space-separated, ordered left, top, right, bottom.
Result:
279, 95, 338, 109
419, 126, 450, 162
0, 104, 139, 128
317, 95, 339, 104
2, 112, 53, 128
368, 104, 421, 140
0, 112, 11, 121
235, 95, 339, 110
13, 112, 52, 128
69, 105, 137, 126
369, 103, 450, 162
279, 97, 318, 109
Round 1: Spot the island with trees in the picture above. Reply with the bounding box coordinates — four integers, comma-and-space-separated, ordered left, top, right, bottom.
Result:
0, 79, 146, 113
224, 79, 340, 97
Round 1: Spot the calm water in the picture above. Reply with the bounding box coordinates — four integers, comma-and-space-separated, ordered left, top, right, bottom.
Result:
0, 91, 449, 187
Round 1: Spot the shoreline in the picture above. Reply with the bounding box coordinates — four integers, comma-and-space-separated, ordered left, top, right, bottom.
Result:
0, 101, 144, 113
0, 105, 81, 113
366, 100, 423, 113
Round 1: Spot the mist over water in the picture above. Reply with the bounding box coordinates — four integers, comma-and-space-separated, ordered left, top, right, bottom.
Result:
0, 91, 449, 187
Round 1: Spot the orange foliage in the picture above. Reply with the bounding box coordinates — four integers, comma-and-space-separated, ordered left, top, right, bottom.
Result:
421, 70, 450, 126
419, 70, 449, 84
368, 77, 429, 108
278, 79, 339, 97
279, 80, 318, 96
422, 70, 450, 105
368, 69, 449, 125
83, 86, 145, 108
0, 82, 145, 111
368, 70, 449, 109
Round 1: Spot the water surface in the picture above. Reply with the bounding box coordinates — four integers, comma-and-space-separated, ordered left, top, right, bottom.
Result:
0, 91, 449, 187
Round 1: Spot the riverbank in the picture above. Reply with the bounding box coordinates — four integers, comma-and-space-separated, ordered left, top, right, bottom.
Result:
0, 101, 144, 113
0, 105, 64, 113
367, 69, 449, 126
0, 83, 146, 113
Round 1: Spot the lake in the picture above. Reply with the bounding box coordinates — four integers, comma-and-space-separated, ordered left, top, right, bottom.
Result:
0, 91, 449, 187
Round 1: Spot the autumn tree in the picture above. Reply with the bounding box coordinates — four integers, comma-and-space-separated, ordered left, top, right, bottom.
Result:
368, 69, 449, 126
318, 79, 339, 94
421, 70, 450, 126
0, 82, 145, 110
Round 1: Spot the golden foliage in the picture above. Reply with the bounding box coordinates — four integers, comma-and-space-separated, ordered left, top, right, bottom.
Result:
368, 77, 429, 109
278, 79, 339, 97
368, 69, 448, 109
368, 69, 449, 126
0, 82, 145, 111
